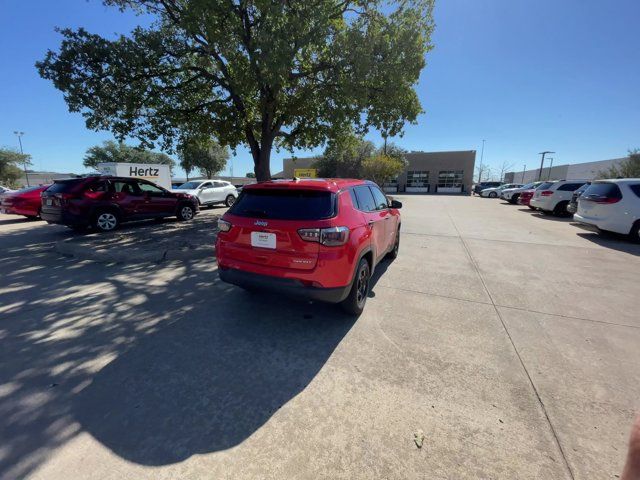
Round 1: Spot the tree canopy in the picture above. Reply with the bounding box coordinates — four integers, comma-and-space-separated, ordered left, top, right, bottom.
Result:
598, 149, 640, 179
37, 0, 435, 181
315, 132, 375, 178
0, 148, 31, 187
83, 140, 175, 170
178, 137, 229, 179
361, 153, 407, 186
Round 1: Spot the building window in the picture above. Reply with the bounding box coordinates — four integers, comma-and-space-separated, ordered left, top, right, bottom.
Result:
437, 170, 464, 188
383, 176, 399, 187
407, 171, 429, 187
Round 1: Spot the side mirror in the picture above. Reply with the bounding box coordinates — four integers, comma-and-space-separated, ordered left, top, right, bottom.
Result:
390, 199, 402, 209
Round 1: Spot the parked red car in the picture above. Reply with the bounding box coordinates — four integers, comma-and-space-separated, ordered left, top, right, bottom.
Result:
0, 185, 50, 219
216, 179, 402, 315
41, 176, 199, 232
518, 189, 536, 209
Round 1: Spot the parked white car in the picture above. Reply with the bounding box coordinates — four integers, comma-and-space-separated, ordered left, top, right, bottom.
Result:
574, 179, 640, 242
480, 183, 523, 198
529, 180, 589, 215
0, 185, 15, 195
173, 179, 238, 207
501, 181, 543, 203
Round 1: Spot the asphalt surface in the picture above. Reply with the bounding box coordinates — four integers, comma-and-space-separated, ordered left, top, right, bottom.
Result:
1, 196, 639, 479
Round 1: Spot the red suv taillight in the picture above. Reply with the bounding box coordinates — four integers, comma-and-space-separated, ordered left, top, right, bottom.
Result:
299, 226, 349, 246
540, 190, 554, 196
218, 219, 232, 232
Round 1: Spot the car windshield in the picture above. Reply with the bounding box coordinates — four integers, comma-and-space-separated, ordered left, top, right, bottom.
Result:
229, 189, 335, 220
176, 181, 203, 189
520, 182, 535, 189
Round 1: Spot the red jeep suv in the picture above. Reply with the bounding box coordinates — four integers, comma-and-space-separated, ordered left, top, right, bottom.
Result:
41, 176, 199, 232
216, 179, 402, 314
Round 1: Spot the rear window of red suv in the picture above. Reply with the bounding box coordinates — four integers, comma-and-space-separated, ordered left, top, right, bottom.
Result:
46, 178, 86, 193
229, 188, 336, 220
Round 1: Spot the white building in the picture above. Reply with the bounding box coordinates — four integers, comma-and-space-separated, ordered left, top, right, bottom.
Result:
505, 157, 626, 184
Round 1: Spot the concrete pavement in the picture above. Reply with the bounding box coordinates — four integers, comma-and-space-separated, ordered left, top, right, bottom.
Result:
0, 195, 638, 479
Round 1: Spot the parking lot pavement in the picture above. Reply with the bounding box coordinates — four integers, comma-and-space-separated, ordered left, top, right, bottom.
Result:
1, 196, 639, 479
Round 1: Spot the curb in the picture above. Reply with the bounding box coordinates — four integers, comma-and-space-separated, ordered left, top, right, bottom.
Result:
55, 238, 217, 264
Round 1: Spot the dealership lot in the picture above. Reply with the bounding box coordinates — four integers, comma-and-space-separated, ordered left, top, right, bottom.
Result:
1, 196, 639, 479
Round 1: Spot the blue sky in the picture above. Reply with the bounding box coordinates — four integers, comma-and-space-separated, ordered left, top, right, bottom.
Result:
1, 0, 638, 178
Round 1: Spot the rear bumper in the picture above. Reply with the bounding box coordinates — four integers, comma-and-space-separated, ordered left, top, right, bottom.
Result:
41, 209, 88, 226
218, 267, 351, 303
573, 213, 630, 235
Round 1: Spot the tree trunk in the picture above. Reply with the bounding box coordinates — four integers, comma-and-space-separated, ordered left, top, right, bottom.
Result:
252, 133, 273, 182
254, 149, 272, 182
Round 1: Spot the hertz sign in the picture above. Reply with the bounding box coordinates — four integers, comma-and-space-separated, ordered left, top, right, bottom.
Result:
293, 168, 318, 178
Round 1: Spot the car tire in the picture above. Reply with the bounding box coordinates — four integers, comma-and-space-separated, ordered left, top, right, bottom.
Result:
629, 221, 640, 244
225, 195, 236, 207
553, 201, 569, 216
340, 258, 370, 316
387, 228, 400, 260
177, 204, 195, 221
510, 194, 520, 204
527, 205, 536, 210
93, 209, 119, 232
489, 191, 497, 198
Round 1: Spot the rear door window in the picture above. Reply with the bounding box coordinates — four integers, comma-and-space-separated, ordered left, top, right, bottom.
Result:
536, 182, 555, 190
113, 181, 138, 195
629, 184, 640, 198
229, 189, 335, 220
86, 180, 109, 193
353, 185, 377, 212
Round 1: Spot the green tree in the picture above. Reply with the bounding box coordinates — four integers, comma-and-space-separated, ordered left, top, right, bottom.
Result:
83, 140, 175, 171
246, 172, 255, 178
37, 0, 435, 182
598, 149, 640, 179
316, 132, 375, 178
179, 138, 229, 179
361, 154, 407, 186
377, 142, 407, 162
0, 148, 32, 187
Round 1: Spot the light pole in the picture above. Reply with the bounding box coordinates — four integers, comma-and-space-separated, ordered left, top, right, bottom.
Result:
478, 139, 485, 182
546, 158, 554, 180
13, 131, 29, 187
537, 151, 554, 181
521, 164, 526, 183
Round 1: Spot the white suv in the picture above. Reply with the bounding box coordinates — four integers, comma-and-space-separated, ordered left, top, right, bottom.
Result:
173, 179, 238, 207
530, 180, 589, 215
574, 179, 640, 242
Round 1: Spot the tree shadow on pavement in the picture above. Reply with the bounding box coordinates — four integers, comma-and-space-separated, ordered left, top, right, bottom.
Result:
0, 221, 356, 477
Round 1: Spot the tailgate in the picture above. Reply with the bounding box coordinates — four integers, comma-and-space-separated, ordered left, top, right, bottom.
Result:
221, 216, 319, 271
40, 189, 63, 214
